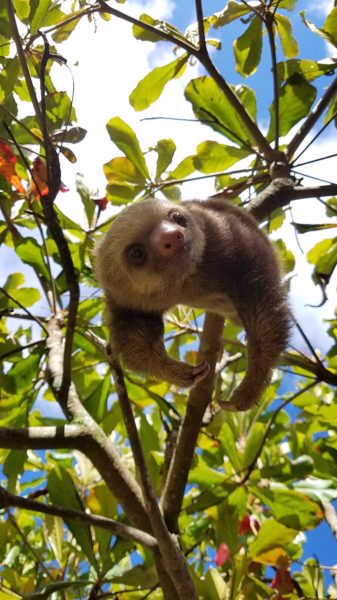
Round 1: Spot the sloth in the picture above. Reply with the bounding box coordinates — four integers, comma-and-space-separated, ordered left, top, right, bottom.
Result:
94, 197, 290, 411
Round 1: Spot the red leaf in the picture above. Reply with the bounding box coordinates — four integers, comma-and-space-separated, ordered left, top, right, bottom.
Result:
271, 568, 294, 593
239, 514, 260, 535
215, 542, 231, 567
0, 140, 25, 194
31, 157, 49, 198
93, 196, 108, 211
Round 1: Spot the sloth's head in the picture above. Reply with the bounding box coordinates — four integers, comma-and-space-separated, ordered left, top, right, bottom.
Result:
94, 198, 205, 308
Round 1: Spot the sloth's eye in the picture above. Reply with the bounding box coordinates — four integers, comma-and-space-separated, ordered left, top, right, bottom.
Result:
128, 245, 146, 265
171, 212, 187, 227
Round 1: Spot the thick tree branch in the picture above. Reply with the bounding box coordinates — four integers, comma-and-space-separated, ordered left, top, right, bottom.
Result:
161, 313, 224, 532
246, 179, 337, 221
0, 486, 157, 549
110, 359, 198, 600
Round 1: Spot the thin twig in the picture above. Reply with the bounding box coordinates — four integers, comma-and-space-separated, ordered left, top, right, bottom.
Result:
0, 287, 48, 334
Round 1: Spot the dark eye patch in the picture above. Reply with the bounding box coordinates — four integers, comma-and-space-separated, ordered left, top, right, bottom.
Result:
170, 211, 187, 227
127, 244, 147, 265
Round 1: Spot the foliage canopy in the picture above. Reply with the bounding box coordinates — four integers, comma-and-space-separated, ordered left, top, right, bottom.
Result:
1, 0, 337, 598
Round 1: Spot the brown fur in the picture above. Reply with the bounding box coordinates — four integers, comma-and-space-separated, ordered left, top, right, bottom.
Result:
94, 197, 291, 411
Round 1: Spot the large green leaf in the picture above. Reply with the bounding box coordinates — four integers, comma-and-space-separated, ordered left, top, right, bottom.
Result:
129, 53, 188, 111
267, 74, 316, 141
233, 16, 263, 77
0, 273, 40, 309
195, 141, 249, 173
277, 58, 337, 84
106, 117, 149, 179
185, 76, 256, 146
248, 518, 297, 558
275, 14, 299, 58
48, 466, 97, 567
103, 156, 146, 184
251, 487, 323, 529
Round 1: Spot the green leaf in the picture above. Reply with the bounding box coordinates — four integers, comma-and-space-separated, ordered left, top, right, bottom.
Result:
277, 58, 337, 84
195, 141, 249, 173
52, 127, 87, 144
275, 14, 299, 58
307, 237, 337, 277
251, 487, 323, 529
106, 117, 150, 179
103, 156, 146, 184
0, 57, 20, 102
274, 238, 295, 273
0, 273, 41, 310
204, 567, 228, 599
293, 558, 325, 599
241, 422, 265, 470
129, 54, 189, 111
5, 352, 41, 393
84, 373, 111, 422
16, 237, 50, 279
75, 175, 95, 229
45, 91, 76, 129
13, 0, 30, 19
189, 458, 227, 487
301, 10, 337, 47
233, 16, 263, 77
292, 222, 337, 234
212, 1, 251, 27
132, 13, 184, 42
48, 466, 97, 566
267, 74, 316, 141
185, 76, 256, 146
51, 10, 82, 43
168, 155, 196, 179
30, 0, 53, 33
106, 182, 143, 204
248, 518, 298, 558
219, 422, 242, 472
154, 139, 176, 178
323, 6, 337, 46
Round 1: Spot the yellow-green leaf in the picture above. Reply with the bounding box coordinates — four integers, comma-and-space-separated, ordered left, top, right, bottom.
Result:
248, 518, 297, 558
195, 141, 249, 173
233, 16, 263, 77
275, 14, 299, 58
106, 117, 149, 179
130, 54, 188, 111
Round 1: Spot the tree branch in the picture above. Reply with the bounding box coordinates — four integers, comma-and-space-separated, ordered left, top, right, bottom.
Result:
161, 313, 224, 532
110, 358, 198, 600
0, 485, 158, 549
